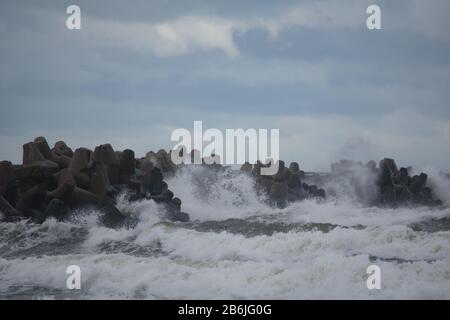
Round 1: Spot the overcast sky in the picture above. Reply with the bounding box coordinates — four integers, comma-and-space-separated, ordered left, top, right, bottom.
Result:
1, 0, 449, 171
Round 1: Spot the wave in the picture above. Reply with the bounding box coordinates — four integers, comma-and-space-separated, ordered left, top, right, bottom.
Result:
0, 166, 449, 299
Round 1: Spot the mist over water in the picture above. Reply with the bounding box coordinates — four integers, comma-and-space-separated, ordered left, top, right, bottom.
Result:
1, 165, 449, 299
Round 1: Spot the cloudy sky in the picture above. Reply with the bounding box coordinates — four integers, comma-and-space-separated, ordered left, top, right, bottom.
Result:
1, 0, 449, 171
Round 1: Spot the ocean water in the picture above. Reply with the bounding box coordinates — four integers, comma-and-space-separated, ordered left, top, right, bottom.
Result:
0, 166, 449, 299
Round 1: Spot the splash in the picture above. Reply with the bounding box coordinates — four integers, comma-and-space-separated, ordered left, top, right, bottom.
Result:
0, 166, 450, 299
165, 165, 271, 221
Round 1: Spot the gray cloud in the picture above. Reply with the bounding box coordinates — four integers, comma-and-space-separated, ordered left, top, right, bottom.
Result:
0, 0, 449, 171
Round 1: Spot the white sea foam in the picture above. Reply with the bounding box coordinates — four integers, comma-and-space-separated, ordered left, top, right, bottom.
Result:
165, 166, 270, 221
0, 167, 449, 299
1, 225, 449, 299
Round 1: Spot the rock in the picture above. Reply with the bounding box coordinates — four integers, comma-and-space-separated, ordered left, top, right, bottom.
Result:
145, 151, 162, 170
72, 171, 91, 190
1, 137, 194, 226
287, 193, 298, 202
14, 200, 34, 218
240, 162, 253, 174
269, 181, 288, 207
157, 149, 175, 172
0, 161, 14, 186
51, 153, 71, 169
396, 185, 411, 202
287, 172, 301, 188
48, 182, 75, 203
289, 162, 299, 173
289, 186, 307, 201
92, 144, 120, 184
97, 200, 126, 228
172, 197, 182, 210
120, 149, 136, 176
115, 151, 123, 163
161, 189, 174, 201
135, 158, 143, 170
422, 187, 432, 199
40, 160, 60, 178
68, 187, 99, 208
141, 159, 154, 175
150, 194, 168, 203
382, 185, 396, 204
315, 188, 326, 198
70, 148, 91, 173
252, 161, 262, 176
42, 198, 69, 222
93, 144, 120, 166
119, 174, 132, 185
308, 185, 327, 198
127, 178, 142, 196
107, 165, 120, 185
0, 194, 21, 218
256, 176, 273, 194
409, 173, 427, 193
22, 160, 56, 180
38, 173, 58, 191
34, 137, 53, 160
308, 185, 318, 195
22, 142, 45, 165
1, 180, 18, 207
19, 186, 47, 211
141, 167, 163, 195
109, 185, 124, 198
379, 158, 398, 186
56, 168, 76, 186
274, 168, 290, 182
89, 172, 107, 198
166, 210, 190, 222
88, 162, 111, 186
53, 141, 73, 157
154, 181, 168, 196
383, 159, 398, 173
299, 170, 306, 179
393, 167, 409, 186
276, 160, 285, 173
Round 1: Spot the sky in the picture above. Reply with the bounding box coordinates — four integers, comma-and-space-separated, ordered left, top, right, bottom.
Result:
0, 0, 449, 171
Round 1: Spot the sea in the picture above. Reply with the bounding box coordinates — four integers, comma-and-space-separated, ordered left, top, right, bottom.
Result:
0, 165, 449, 299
